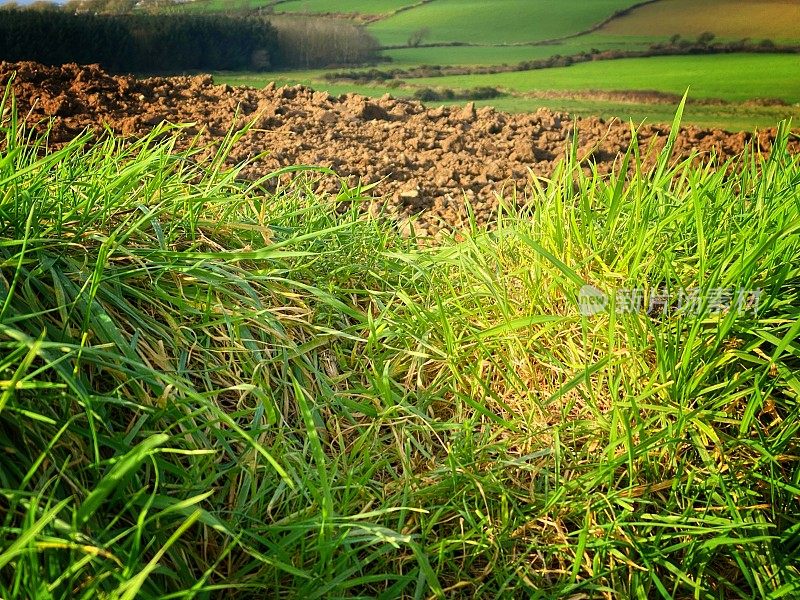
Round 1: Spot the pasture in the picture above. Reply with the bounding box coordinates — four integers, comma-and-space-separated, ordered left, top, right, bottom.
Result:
275, 0, 412, 15
212, 73, 800, 131
162, 0, 800, 128
246, 0, 800, 129
366, 0, 641, 46
213, 52, 800, 129
380, 35, 645, 67
411, 54, 800, 103
171, 0, 273, 12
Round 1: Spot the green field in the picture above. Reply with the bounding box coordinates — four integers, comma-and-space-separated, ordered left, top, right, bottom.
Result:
171, 0, 273, 12
472, 96, 800, 131
381, 34, 650, 66
210, 68, 800, 130
214, 70, 412, 99
367, 0, 640, 46
212, 52, 800, 129
276, 0, 413, 14
412, 54, 800, 102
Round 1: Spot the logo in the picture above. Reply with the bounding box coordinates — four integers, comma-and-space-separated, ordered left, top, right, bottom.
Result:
578, 285, 608, 316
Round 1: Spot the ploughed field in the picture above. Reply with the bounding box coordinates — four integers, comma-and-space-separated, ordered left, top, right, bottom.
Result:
4, 61, 799, 235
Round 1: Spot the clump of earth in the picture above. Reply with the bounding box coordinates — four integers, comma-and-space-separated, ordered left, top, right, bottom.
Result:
2, 61, 796, 235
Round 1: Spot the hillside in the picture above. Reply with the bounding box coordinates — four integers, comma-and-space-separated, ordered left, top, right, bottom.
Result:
363, 0, 643, 46
258, 0, 800, 128
600, 0, 800, 41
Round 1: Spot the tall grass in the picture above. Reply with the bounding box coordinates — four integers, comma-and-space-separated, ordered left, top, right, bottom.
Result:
1, 88, 798, 598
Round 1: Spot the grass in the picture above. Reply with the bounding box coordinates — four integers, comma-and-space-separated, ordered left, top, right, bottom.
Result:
2, 89, 800, 598
276, 0, 415, 15
379, 35, 651, 67
411, 53, 800, 103
167, 0, 274, 13
366, 0, 641, 46
211, 70, 414, 100
599, 0, 800, 42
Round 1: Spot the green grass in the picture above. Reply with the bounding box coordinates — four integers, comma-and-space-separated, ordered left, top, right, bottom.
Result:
367, 0, 641, 46
412, 53, 800, 103
276, 0, 414, 15
166, 0, 275, 13
2, 90, 800, 598
380, 35, 649, 67
381, 44, 573, 67
212, 70, 415, 99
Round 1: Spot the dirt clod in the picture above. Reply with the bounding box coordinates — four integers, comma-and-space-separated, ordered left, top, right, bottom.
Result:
2, 61, 796, 235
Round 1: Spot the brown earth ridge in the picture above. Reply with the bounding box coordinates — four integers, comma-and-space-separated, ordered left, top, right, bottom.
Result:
2, 61, 797, 234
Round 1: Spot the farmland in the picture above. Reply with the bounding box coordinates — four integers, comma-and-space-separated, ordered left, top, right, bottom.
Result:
600, 0, 800, 41
364, 0, 642, 46
411, 54, 800, 103
276, 0, 413, 15
214, 52, 800, 129
2, 1, 800, 599
194, 0, 800, 129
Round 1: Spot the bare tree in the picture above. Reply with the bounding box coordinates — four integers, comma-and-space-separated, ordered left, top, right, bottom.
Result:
268, 15, 379, 68
407, 27, 430, 47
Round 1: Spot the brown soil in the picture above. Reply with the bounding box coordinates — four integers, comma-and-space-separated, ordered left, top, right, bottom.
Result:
2, 61, 797, 235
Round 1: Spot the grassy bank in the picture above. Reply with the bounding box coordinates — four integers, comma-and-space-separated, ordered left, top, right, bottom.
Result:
1, 96, 799, 598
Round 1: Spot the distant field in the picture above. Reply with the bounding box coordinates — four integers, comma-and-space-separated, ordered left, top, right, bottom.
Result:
276, 0, 412, 14
411, 54, 800, 103
187, 0, 800, 130
173, 0, 273, 12
381, 35, 651, 66
212, 61, 800, 130
600, 0, 800, 41
367, 0, 640, 46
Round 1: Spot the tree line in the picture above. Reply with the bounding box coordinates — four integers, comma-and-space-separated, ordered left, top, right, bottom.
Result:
0, 7, 381, 72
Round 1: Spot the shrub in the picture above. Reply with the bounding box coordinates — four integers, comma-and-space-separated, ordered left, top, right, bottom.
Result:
413, 86, 501, 101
